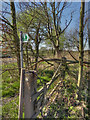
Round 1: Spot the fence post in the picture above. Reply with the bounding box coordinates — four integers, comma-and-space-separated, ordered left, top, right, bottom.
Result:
24, 71, 37, 118
18, 68, 25, 119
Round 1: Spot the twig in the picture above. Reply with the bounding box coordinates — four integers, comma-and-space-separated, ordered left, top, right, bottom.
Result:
68, 51, 78, 61
37, 65, 53, 74
47, 80, 61, 100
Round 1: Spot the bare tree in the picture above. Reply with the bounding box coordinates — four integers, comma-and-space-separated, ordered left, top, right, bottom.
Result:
10, 2, 21, 74
42, 2, 73, 57
77, 0, 85, 99
0, 2, 21, 75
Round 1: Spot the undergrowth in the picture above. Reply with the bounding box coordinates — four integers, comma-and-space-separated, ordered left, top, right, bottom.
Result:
2, 63, 53, 118
2, 63, 88, 119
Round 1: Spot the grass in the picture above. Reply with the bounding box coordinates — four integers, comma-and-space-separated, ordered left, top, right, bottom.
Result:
2, 71, 20, 97
2, 62, 20, 97
2, 62, 54, 118
45, 77, 78, 118
44, 65, 88, 119
2, 62, 19, 118
2, 61, 88, 119
2, 96, 19, 119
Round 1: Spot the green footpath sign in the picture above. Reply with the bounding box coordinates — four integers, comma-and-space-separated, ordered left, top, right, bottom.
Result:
22, 33, 29, 42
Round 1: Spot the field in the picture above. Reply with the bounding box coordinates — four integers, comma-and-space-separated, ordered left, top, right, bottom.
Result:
1, 52, 89, 119
54, 50, 89, 62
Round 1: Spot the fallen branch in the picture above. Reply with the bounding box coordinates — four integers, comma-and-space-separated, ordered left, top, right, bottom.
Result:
47, 80, 61, 100
31, 63, 62, 102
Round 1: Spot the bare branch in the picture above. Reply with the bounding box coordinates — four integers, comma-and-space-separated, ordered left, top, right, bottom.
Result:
83, 17, 88, 29
0, 16, 13, 28
68, 51, 78, 61
60, 15, 72, 34
84, 37, 87, 49
0, 11, 11, 15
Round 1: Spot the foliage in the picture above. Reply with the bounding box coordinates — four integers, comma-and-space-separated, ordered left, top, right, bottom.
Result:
2, 60, 88, 119
46, 76, 81, 118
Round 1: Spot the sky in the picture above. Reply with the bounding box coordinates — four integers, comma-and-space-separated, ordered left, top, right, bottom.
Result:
62, 2, 81, 31
1, 1, 90, 50
60, 2, 89, 50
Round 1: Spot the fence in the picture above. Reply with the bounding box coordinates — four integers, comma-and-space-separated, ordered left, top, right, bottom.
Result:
18, 57, 90, 119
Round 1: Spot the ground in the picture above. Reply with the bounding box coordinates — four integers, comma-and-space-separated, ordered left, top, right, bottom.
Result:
1, 56, 89, 119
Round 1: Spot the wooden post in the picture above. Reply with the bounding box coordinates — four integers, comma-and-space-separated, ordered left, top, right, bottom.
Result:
24, 71, 37, 118
20, 31, 23, 68
18, 31, 24, 119
18, 68, 25, 119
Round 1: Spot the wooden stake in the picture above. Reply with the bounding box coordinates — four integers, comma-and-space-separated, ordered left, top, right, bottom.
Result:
18, 68, 25, 119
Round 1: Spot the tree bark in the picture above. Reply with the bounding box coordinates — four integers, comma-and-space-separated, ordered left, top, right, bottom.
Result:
35, 22, 40, 70
87, 50, 90, 117
77, 1, 85, 99
87, 2, 90, 117
10, 2, 21, 75
35, 42, 39, 70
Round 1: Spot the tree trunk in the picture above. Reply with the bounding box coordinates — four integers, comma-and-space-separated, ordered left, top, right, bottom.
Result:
55, 47, 60, 58
87, 2, 90, 117
87, 50, 90, 117
16, 51, 21, 75
10, 2, 21, 75
77, 1, 85, 99
34, 22, 40, 70
35, 43, 39, 70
